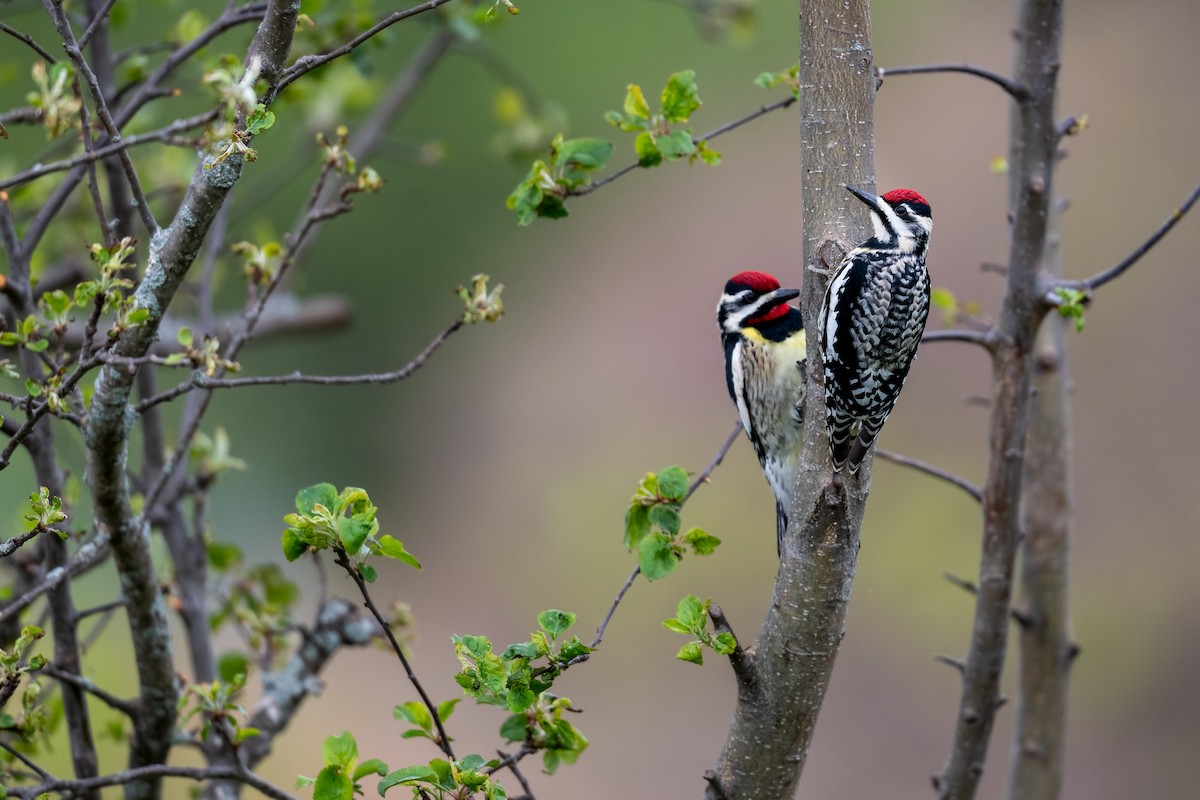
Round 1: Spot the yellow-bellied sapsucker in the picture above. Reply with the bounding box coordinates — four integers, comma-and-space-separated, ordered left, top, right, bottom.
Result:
820, 186, 933, 473
717, 271, 806, 551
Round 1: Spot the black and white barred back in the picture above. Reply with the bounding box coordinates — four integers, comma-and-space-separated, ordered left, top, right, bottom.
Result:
820, 187, 933, 472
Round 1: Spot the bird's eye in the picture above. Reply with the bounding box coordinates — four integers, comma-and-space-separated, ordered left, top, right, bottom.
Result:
896, 205, 909, 216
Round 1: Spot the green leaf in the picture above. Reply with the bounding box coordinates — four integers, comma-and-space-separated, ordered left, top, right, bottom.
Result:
656, 129, 696, 159
634, 131, 662, 167
930, 287, 956, 311
377, 534, 421, 569
506, 684, 536, 713
246, 103, 275, 135
682, 527, 721, 555
296, 483, 338, 515
206, 541, 243, 571
359, 563, 377, 583
623, 83, 651, 119
713, 631, 738, 655
555, 137, 613, 171
499, 713, 528, 742
437, 698, 460, 722
537, 609, 576, 639
235, 727, 261, 743
501, 641, 540, 660
177, 326, 193, 347
353, 758, 389, 782
694, 139, 722, 166
675, 594, 705, 629
656, 466, 690, 501
477, 653, 507, 694
25, 338, 49, 353
661, 70, 701, 123
217, 651, 250, 683
428, 758, 456, 790
378, 765, 436, 795
648, 503, 680, 536
558, 636, 591, 661
676, 641, 704, 665
455, 634, 492, 660
624, 503, 651, 550
322, 731, 357, 770
280, 528, 308, 561
25, 378, 42, 397
661, 618, 691, 634
394, 701, 433, 733
638, 533, 678, 581
337, 515, 372, 554
313, 765, 352, 800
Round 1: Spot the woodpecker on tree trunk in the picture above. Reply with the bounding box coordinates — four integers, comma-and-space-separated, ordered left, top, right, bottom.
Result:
717, 271, 806, 553
819, 186, 933, 473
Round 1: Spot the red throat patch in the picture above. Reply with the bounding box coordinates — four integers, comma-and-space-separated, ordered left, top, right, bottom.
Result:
729, 270, 781, 293
881, 188, 929, 207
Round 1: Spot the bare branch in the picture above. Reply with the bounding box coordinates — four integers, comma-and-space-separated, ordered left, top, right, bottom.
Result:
0, 21, 58, 63
684, 420, 743, 501
276, 0, 457, 95
78, 0, 119, 48
6, 764, 296, 800
0, 108, 219, 191
495, 749, 537, 800
0, 534, 111, 628
874, 449, 982, 502
43, 0, 160, 235
876, 63, 1025, 99
42, 663, 138, 716
333, 547, 456, 761
0, 528, 44, 560
0, 738, 54, 781
589, 565, 640, 651
134, 318, 465, 412
934, 2, 1066, 796
922, 329, 996, 349
1077, 181, 1200, 291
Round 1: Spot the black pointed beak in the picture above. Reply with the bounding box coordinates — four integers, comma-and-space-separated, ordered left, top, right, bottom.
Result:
763, 287, 801, 307
845, 184, 881, 209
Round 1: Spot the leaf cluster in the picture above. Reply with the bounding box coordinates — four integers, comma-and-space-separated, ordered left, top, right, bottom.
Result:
506, 133, 613, 225
297, 731, 389, 800
624, 466, 720, 581
605, 70, 719, 168
378, 753, 508, 800
177, 673, 260, 747
662, 595, 736, 666
23, 487, 67, 541
452, 610, 590, 774
281, 483, 420, 583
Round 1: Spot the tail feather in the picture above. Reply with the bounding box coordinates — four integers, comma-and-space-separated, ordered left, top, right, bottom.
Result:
847, 414, 889, 473
775, 500, 788, 556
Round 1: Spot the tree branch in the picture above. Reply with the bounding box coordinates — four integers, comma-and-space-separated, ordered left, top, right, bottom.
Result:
876, 63, 1025, 99
934, 3, 1065, 796
1075, 181, 1200, 292
78, 0, 119, 48
922, 329, 996, 349
275, 0, 457, 95
134, 318, 465, 412
5, 764, 296, 800
332, 548, 456, 760
0, 534, 111, 628
708, 1, 876, 794
874, 449, 982, 502
0, 529, 44, 560
708, 603, 755, 689
0, 21, 57, 63
241, 597, 376, 768
42, 663, 138, 717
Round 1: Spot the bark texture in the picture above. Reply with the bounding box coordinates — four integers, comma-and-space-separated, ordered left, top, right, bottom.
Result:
934, 2, 1065, 797
706, 1, 876, 796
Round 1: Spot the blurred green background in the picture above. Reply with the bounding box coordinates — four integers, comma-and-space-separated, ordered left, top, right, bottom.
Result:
2, 0, 1199, 797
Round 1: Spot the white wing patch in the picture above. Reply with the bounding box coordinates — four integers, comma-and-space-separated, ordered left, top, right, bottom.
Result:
730, 339, 753, 437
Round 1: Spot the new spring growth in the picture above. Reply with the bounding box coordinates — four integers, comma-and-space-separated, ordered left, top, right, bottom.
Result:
458, 275, 504, 323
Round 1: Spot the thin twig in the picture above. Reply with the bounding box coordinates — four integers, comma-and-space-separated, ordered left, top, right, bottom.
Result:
590, 565, 640, 651
876, 63, 1025, 99
0, 738, 54, 781
6, 764, 296, 800
571, 97, 798, 198
44, 0, 160, 235
874, 449, 982, 502
1079, 181, 1200, 291
276, 0, 457, 94
0, 528, 44, 559
495, 749, 536, 799
0, 21, 58, 63
78, 0, 119, 48
42, 663, 138, 716
333, 547, 456, 761
134, 319, 465, 412
0, 107, 219, 191
922, 329, 995, 349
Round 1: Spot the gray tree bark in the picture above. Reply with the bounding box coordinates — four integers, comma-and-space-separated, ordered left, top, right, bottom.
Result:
705, 1, 876, 796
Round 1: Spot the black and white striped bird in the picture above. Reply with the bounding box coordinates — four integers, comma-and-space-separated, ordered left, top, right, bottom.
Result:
820, 186, 933, 473
717, 271, 806, 550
